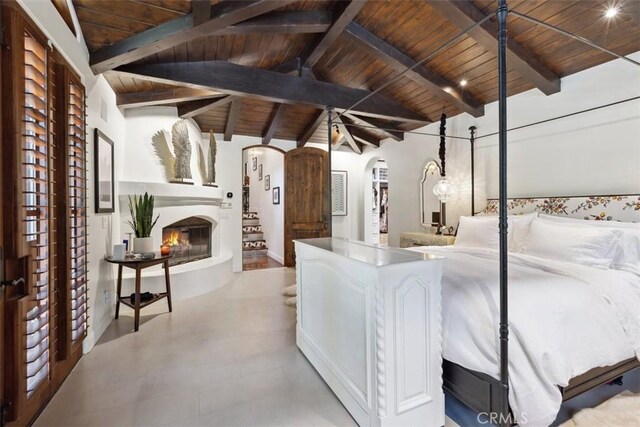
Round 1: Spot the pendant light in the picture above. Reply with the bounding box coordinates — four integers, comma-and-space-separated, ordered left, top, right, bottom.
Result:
433, 111, 452, 202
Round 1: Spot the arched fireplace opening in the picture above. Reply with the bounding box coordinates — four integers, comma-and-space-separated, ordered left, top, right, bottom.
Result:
162, 217, 212, 266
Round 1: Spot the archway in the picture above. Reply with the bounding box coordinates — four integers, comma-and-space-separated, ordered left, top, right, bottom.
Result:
241, 145, 286, 270
363, 157, 389, 245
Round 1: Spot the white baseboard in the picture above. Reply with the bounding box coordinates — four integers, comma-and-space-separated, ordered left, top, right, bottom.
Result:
83, 308, 113, 353
267, 250, 284, 265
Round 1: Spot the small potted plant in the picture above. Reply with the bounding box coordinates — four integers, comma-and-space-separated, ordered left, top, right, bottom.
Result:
127, 192, 159, 254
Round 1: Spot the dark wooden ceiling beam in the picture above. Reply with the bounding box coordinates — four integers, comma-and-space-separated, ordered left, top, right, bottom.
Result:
191, 0, 211, 26
116, 61, 430, 123
221, 10, 331, 35
429, 0, 560, 95
224, 97, 242, 141
345, 22, 484, 117
277, 1, 366, 74
298, 110, 327, 147
349, 126, 380, 147
116, 87, 221, 109
335, 119, 362, 154
343, 113, 404, 142
262, 103, 287, 144
304, 0, 366, 69
178, 95, 236, 119
90, 0, 299, 74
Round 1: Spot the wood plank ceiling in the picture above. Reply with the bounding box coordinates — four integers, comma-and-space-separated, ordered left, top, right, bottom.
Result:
69, 0, 640, 151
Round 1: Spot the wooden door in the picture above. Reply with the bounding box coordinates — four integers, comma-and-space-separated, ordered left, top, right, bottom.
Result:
0, 4, 88, 424
284, 147, 330, 267
1, 7, 54, 424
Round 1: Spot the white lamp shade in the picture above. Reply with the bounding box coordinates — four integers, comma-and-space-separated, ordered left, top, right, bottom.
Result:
433, 177, 453, 202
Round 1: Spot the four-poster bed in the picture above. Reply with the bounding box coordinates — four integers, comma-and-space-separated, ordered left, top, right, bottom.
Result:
312, 0, 640, 425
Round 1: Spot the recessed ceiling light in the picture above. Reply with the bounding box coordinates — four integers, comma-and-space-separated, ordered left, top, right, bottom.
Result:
605, 6, 619, 18
460, 79, 468, 87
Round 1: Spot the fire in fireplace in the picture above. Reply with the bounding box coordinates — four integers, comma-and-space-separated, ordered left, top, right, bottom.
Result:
162, 217, 212, 266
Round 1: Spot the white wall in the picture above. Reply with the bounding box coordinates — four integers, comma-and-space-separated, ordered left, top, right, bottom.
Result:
18, 0, 126, 351
324, 51, 640, 247
121, 108, 207, 184
85, 77, 126, 350
243, 147, 285, 263
461, 52, 640, 203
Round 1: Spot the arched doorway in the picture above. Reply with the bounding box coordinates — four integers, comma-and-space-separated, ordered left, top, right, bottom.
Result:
363, 157, 389, 245
241, 145, 285, 270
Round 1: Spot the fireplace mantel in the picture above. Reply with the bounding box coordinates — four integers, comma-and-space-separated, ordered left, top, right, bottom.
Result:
117, 180, 231, 301
118, 181, 223, 207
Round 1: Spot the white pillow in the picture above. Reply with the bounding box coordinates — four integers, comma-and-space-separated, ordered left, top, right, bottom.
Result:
454, 216, 512, 250
521, 218, 621, 268
467, 213, 536, 251
539, 214, 640, 275
511, 212, 538, 252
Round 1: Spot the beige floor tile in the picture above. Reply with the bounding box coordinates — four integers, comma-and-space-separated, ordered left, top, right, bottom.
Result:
33, 410, 92, 427
197, 402, 256, 427
133, 388, 199, 426
198, 378, 247, 415
34, 267, 357, 427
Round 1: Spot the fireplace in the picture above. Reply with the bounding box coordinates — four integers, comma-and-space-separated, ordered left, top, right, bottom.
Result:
162, 217, 212, 266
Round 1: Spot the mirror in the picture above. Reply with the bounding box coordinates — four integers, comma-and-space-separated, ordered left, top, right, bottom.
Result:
420, 160, 446, 229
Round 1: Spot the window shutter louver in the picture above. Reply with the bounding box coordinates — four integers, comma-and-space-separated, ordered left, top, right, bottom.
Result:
67, 77, 88, 344
22, 30, 51, 398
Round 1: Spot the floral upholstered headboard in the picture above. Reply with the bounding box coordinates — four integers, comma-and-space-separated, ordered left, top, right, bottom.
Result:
481, 194, 640, 222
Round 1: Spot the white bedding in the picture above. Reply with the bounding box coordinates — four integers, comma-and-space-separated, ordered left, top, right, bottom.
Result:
407, 246, 640, 426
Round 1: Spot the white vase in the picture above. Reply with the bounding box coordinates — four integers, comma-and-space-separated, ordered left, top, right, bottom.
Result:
134, 237, 154, 254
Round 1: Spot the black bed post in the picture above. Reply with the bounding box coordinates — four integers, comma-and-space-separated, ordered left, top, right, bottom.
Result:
497, 0, 510, 426
469, 126, 476, 216
327, 106, 333, 236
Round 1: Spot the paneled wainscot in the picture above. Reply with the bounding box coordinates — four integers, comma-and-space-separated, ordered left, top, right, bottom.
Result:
295, 237, 445, 427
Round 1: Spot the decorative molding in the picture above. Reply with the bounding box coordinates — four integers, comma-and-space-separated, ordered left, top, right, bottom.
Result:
481, 194, 640, 222
298, 259, 369, 403
375, 279, 387, 417
394, 276, 432, 414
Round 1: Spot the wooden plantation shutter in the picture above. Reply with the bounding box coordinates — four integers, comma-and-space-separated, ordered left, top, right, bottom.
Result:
0, 6, 55, 421
52, 53, 88, 386
64, 69, 89, 346
22, 29, 52, 400
0, 4, 89, 422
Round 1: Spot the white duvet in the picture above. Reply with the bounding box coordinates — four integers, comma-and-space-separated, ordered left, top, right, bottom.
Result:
408, 246, 640, 426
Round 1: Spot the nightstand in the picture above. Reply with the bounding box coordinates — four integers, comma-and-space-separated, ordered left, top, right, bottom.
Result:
399, 231, 456, 248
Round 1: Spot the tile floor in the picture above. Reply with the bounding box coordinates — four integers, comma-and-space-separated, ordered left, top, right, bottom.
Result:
35, 267, 360, 427
34, 266, 638, 427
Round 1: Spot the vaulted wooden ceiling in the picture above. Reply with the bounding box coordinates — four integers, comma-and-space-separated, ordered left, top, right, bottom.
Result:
67, 0, 640, 151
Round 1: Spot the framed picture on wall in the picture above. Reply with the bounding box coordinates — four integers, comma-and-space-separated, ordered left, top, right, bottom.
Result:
259, 164, 263, 180
94, 129, 115, 213
252, 157, 257, 171
331, 170, 348, 216
265, 175, 270, 190
272, 186, 280, 205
